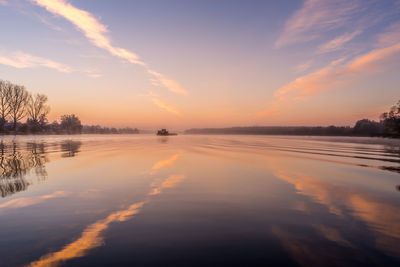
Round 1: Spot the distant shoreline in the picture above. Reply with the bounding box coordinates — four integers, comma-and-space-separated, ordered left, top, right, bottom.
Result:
184, 126, 398, 138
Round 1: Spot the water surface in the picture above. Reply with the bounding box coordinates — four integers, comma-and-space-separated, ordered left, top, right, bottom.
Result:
0, 135, 399, 267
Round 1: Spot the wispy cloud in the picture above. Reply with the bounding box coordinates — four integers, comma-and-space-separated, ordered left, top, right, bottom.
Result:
277, 42, 400, 99
276, 0, 400, 49
31, 0, 143, 65
259, 40, 400, 117
152, 98, 181, 116
293, 60, 312, 74
0, 51, 72, 72
317, 30, 361, 54
0, 50, 101, 77
82, 68, 102, 78
34, 12, 63, 31
347, 42, 400, 72
275, 0, 359, 48
0, 0, 8, 6
32, 0, 187, 95
255, 108, 278, 118
377, 21, 400, 46
147, 70, 187, 95
274, 57, 347, 99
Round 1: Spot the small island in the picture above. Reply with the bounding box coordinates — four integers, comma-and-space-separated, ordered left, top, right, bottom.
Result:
157, 129, 177, 136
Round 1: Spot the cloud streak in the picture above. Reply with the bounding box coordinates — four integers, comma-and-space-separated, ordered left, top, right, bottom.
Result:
259, 40, 400, 117
275, 0, 359, 48
152, 98, 181, 116
147, 70, 187, 96
293, 60, 312, 74
0, 50, 101, 77
377, 21, 400, 46
317, 30, 361, 54
32, 0, 143, 65
0, 51, 72, 73
32, 0, 187, 95
280, 42, 400, 98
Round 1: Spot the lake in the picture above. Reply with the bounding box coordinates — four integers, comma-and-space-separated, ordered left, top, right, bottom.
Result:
0, 134, 399, 267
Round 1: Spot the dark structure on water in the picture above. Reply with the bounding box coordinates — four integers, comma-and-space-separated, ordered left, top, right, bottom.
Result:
157, 129, 177, 136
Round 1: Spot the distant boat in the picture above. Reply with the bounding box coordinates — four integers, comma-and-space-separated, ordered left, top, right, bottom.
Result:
156, 129, 177, 136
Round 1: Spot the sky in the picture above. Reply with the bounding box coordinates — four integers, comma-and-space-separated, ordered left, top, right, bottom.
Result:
0, 0, 399, 129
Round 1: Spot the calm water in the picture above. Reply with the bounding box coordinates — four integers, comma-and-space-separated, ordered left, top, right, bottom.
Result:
0, 134, 399, 267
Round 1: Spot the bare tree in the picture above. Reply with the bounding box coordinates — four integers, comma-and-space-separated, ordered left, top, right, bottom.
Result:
0, 80, 11, 129
8, 84, 28, 132
27, 93, 50, 123
60, 114, 82, 134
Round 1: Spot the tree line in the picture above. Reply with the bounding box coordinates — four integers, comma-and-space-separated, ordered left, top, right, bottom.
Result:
0, 80, 139, 134
185, 100, 400, 138
0, 79, 50, 133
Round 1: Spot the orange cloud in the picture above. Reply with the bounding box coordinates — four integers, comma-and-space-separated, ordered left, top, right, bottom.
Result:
152, 98, 182, 116
347, 42, 400, 72
147, 70, 187, 95
274, 56, 347, 99
258, 40, 400, 118
255, 108, 278, 118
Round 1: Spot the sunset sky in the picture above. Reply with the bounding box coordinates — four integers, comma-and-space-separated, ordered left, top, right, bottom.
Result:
0, 0, 399, 129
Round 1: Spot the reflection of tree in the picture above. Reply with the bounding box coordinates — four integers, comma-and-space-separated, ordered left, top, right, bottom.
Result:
381, 144, 400, 174
61, 140, 82, 158
383, 144, 400, 156
0, 141, 49, 198
27, 142, 48, 179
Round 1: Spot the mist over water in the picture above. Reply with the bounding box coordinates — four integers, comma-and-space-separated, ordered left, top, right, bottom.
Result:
0, 134, 399, 267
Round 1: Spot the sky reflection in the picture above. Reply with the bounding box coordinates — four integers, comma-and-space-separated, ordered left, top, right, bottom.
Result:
27, 149, 185, 267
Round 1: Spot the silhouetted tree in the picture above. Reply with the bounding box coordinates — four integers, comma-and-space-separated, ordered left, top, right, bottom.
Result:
353, 119, 383, 136
49, 121, 61, 134
0, 80, 11, 131
26, 93, 50, 132
0, 79, 141, 135
60, 114, 82, 134
381, 100, 400, 137
8, 84, 28, 132
82, 125, 139, 134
